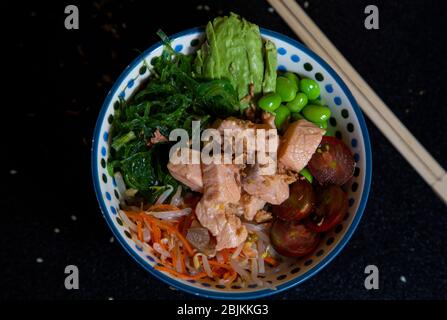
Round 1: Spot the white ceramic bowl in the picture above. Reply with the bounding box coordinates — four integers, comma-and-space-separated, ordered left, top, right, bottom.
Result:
92, 27, 372, 299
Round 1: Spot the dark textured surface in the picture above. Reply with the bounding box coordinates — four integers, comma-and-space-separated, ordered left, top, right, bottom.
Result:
2, 0, 446, 300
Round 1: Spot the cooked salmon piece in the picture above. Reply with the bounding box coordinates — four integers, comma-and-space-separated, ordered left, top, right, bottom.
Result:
215, 214, 248, 251
202, 163, 241, 204
239, 193, 266, 221
167, 149, 203, 192
278, 119, 325, 173
215, 117, 256, 133
226, 193, 266, 221
195, 199, 247, 250
254, 210, 273, 223
242, 164, 294, 205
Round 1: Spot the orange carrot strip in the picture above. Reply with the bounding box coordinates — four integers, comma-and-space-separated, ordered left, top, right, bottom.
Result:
148, 204, 179, 212
137, 221, 143, 242
125, 211, 144, 221
208, 260, 233, 271
144, 216, 194, 256
154, 265, 208, 280
179, 248, 186, 273
220, 249, 230, 262
264, 256, 279, 267
151, 222, 161, 244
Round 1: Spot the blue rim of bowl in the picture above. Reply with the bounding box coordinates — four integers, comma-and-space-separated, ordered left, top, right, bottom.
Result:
91, 26, 372, 300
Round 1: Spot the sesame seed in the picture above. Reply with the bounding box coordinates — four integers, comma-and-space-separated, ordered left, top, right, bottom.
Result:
108, 297, 114, 300
400, 276, 407, 283
36, 257, 44, 263
418, 90, 425, 95
109, 237, 115, 243
196, 5, 203, 10
304, 1, 309, 8
268, 7, 274, 13
203, 5, 210, 11
10, 169, 17, 175
54, 228, 60, 234
71, 215, 77, 221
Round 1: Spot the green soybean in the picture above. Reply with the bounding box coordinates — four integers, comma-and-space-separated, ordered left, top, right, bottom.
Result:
258, 92, 281, 112
308, 99, 323, 106
291, 112, 304, 121
274, 105, 291, 129
314, 120, 328, 130
286, 92, 308, 113
299, 168, 313, 184
284, 72, 300, 91
299, 78, 320, 100
276, 77, 297, 102
302, 104, 331, 123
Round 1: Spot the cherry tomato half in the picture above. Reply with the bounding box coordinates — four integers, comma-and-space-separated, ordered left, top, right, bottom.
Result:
306, 185, 348, 233
272, 179, 315, 221
308, 136, 355, 186
270, 219, 319, 257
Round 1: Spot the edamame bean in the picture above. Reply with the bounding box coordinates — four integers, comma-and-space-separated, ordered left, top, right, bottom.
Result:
299, 168, 313, 183
286, 92, 308, 112
302, 104, 331, 123
274, 105, 291, 129
308, 99, 323, 106
258, 93, 281, 112
314, 120, 328, 130
284, 72, 300, 91
276, 77, 297, 102
299, 78, 320, 100
291, 112, 304, 121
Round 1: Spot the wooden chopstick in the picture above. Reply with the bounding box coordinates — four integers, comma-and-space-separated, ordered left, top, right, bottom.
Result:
268, 0, 447, 203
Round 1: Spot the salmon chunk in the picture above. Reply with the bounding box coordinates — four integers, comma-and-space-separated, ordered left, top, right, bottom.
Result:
195, 199, 247, 250
242, 164, 293, 205
167, 149, 203, 192
278, 119, 325, 172
239, 193, 266, 221
202, 163, 241, 204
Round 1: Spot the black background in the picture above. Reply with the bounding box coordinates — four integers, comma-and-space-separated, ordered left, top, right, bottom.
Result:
2, 0, 446, 300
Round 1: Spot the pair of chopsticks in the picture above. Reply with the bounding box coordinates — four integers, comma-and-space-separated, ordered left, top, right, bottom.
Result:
267, 0, 447, 204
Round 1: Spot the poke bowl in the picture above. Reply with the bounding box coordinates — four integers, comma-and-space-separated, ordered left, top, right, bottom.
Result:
92, 20, 371, 299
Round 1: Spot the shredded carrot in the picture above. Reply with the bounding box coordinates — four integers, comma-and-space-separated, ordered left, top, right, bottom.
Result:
125, 211, 144, 221
155, 265, 208, 280
143, 215, 194, 256
208, 260, 233, 271
264, 256, 279, 267
136, 221, 143, 242
219, 248, 235, 262
151, 221, 162, 244
179, 248, 186, 273
148, 203, 179, 212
